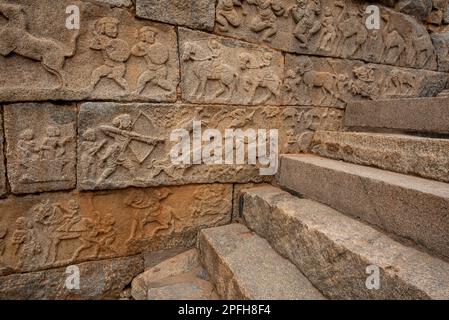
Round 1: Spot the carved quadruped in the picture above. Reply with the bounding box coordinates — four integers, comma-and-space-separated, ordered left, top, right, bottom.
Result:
282, 55, 448, 107
213, 0, 438, 70
0, 185, 233, 275
0, 0, 179, 103
179, 28, 283, 105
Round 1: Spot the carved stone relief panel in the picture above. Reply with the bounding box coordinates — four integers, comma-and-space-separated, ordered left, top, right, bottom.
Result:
4, 103, 77, 194
0, 110, 6, 197
0, 0, 179, 102
0, 184, 232, 276
179, 28, 284, 105
78, 103, 343, 191
283, 54, 448, 107
213, 0, 437, 70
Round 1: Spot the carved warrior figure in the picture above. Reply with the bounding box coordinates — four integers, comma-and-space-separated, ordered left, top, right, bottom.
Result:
239, 52, 281, 104
88, 17, 131, 92
124, 188, 181, 242
182, 40, 239, 100
0, 2, 78, 88
247, 0, 285, 42
16, 127, 72, 183
216, 0, 243, 32
350, 65, 380, 100
131, 27, 174, 95
291, 0, 321, 48
82, 112, 164, 184
12, 217, 40, 269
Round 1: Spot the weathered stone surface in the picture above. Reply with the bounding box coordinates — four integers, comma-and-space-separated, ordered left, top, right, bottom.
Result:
198, 223, 325, 300
0, 112, 6, 197
94, 0, 132, 7
0, 0, 179, 102
132, 249, 218, 300
0, 255, 143, 300
431, 30, 449, 71
4, 103, 77, 194
0, 184, 232, 275
214, 0, 437, 70
278, 154, 449, 259
179, 28, 283, 105
345, 97, 449, 134
78, 102, 343, 190
311, 131, 449, 183
283, 54, 447, 108
396, 0, 433, 20
232, 183, 270, 221
241, 186, 449, 299
136, 0, 216, 31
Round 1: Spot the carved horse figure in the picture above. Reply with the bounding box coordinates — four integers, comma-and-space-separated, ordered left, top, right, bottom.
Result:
0, 2, 79, 88
182, 41, 239, 101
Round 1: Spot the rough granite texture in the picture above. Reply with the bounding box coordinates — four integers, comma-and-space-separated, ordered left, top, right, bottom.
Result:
198, 223, 325, 300
242, 186, 449, 300
278, 155, 449, 259
311, 131, 449, 183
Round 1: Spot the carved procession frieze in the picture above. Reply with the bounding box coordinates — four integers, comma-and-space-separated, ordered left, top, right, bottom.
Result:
179, 28, 284, 105
0, 184, 232, 275
0, 0, 179, 102
283, 54, 448, 107
77, 102, 343, 191
4, 103, 77, 194
213, 0, 438, 70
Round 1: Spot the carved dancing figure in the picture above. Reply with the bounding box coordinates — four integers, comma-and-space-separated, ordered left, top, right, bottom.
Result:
40, 126, 72, 160
16, 129, 40, 182
182, 40, 239, 100
12, 217, 40, 269
88, 17, 131, 92
317, 6, 336, 52
239, 52, 282, 104
131, 27, 174, 95
247, 0, 285, 42
216, 0, 243, 32
291, 0, 322, 48
97, 114, 163, 183
0, 2, 79, 88
80, 129, 107, 181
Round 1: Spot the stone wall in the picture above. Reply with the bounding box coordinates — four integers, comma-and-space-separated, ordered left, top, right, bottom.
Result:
0, 0, 447, 299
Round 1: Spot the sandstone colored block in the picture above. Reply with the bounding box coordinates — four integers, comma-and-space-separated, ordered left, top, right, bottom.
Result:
136, 0, 216, 31
0, 255, 143, 300
179, 28, 284, 105
78, 102, 342, 190
0, 184, 232, 275
132, 249, 218, 300
278, 155, 449, 259
4, 103, 77, 194
214, 0, 437, 70
431, 30, 449, 72
0, 0, 179, 103
311, 131, 449, 183
283, 54, 447, 107
0, 112, 6, 197
241, 186, 449, 299
345, 97, 449, 134
198, 223, 325, 300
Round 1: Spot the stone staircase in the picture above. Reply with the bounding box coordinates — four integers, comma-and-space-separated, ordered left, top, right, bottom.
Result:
194, 97, 449, 300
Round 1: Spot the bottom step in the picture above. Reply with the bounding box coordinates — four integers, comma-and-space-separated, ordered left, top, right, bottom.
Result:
241, 186, 449, 300
198, 224, 324, 300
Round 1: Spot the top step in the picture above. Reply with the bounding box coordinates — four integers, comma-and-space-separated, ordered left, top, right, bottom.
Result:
346, 97, 449, 134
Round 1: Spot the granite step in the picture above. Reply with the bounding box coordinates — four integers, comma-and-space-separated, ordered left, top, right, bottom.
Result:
197, 223, 325, 300
278, 154, 449, 259
345, 97, 449, 134
311, 131, 449, 183
241, 186, 449, 299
